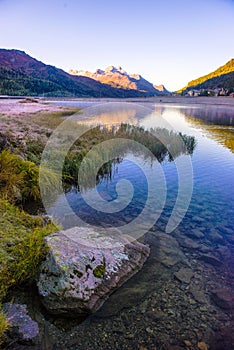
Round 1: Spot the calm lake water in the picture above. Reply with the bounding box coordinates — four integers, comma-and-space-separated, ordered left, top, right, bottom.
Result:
48, 102, 234, 240
44, 100, 234, 349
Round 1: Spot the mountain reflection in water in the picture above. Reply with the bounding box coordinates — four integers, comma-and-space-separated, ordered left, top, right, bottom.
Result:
39, 101, 234, 349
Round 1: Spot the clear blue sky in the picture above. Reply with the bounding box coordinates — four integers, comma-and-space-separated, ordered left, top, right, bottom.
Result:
0, 0, 233, 91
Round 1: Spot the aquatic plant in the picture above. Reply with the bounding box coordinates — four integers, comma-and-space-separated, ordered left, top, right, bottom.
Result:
62, 123, 196, 190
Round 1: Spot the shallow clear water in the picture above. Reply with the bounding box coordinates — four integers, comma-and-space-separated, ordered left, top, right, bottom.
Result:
48, 102, 234, 242
36, 101, 234, 348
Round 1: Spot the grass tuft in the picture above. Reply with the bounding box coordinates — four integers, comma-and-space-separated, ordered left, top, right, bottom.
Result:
0, 199, 58, 343
0, 310, 8, 346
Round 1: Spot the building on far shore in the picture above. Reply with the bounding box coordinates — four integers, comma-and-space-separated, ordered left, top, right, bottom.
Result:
187, 90, 201, 97
185, 87, 232, 97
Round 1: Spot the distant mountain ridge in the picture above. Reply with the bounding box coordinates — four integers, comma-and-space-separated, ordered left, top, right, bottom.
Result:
0, 49, 168, 97
69, 65, 168, 95
179, 59, 234, 93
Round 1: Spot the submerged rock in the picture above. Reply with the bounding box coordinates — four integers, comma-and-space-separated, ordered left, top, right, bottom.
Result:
146, 231, 186, 267
2, 303, 39, 344
211, 287, 234, 310
37, 226, 150, 316
199, 254, 222, 267
186, 229, 205, 239
208, 230, 224, 243
189, 285, 208, 304
177, 236, 200, 250
174, 267, 194, 284
198, 341, 209, 350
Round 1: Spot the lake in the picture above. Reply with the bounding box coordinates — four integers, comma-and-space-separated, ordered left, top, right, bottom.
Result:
42, 100, 234, 349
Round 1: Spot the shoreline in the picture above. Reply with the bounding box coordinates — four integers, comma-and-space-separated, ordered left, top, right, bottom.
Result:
45, 96, 234, 107
43, 95, 234, 107
0, 97, 234, 349
1, 97, 233, 145
0, 96, 234, 116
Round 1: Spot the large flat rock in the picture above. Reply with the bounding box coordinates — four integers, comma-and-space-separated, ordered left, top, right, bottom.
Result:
37, 226, 150, 316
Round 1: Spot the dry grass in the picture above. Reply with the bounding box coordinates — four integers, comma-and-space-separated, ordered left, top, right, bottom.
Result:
31, 108, 80, 129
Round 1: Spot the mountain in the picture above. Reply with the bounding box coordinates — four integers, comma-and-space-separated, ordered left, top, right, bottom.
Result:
69, 65, 168, 95
0, 49, 144, 98
0, 49, 167, 97
179, 59, 234, 93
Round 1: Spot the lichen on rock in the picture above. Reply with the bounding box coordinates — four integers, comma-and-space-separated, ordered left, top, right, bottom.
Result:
37, 226, 150, 316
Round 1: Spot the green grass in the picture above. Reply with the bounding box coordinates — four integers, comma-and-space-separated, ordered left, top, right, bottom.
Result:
0, 149, 59, 344
0, 310, 8, 346
0, 107, 79, 343
0, 199, 58, 343
0, 149, 60, 205
0, 200, 58, 295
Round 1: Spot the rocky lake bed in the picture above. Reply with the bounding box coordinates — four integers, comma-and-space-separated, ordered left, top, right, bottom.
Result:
3, 224, 233, 350
0, 97, 233, 350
